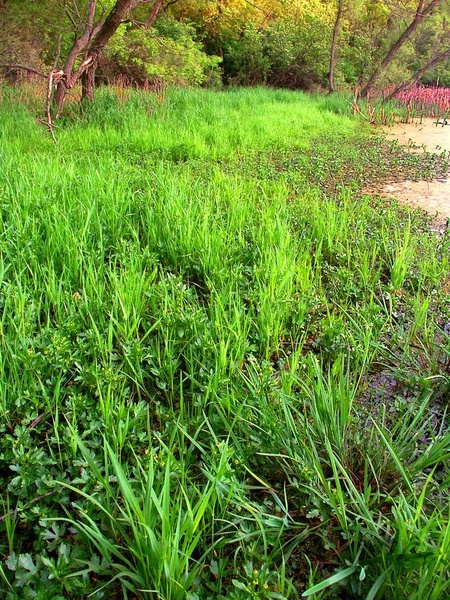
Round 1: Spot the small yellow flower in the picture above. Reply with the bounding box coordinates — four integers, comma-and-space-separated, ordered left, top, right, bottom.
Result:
253, 570, 258, 576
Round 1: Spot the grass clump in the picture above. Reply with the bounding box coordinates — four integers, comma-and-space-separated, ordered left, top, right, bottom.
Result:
0, 85, 449, 599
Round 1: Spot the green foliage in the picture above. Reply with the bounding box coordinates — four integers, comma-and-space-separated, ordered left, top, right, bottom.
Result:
225, 22, 272, 84
223, 13, 331, 87
0, 0, 68, 69
108, 17, 221, 86
2, 0, 450, 92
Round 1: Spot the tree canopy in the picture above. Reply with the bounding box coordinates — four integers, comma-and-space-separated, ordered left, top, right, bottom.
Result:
1, 0, 450, 102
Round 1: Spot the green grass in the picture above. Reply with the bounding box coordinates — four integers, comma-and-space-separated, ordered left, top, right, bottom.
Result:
0, 85, 449, 599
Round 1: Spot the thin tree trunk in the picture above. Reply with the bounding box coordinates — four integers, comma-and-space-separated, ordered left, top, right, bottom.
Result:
329, 0, 343, 93
359, 0, 443, 99
144, 0, 163, 27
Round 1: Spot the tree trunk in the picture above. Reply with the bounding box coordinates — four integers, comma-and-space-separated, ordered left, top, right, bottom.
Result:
88, 0, 138, 58
328, 0, 343, 93
54, 0, 100, 114
81, 63, 96, 102
144, 0, 163, 27
359, 0, 443, 99
53, 0, 163, 115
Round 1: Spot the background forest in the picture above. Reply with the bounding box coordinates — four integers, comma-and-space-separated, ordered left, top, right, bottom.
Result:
2, 0, 450, 97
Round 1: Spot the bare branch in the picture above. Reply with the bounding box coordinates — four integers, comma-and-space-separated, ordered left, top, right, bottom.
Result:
72, 0, 82, 22
163, 0, 179, 9
63, 5, 79, 31
45, 38, 62, 144
29, 403, 57, 429
243, 0, 272, 19
0, 63, 47, 77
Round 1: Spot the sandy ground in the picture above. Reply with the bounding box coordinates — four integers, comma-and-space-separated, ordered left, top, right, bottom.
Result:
379, 118, 450, 223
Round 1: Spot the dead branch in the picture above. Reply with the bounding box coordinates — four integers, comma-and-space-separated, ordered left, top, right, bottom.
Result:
163, 0, 179, 9
29, 403, 57, 429
63, 3, 81, 31
45, 37, 62, 144
348, 99, 370, 121
243, 0, 272, 19
0, 63, 47, 78
71, 0, 83, 24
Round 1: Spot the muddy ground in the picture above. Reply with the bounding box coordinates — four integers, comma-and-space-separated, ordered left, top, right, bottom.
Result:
379, 118, 450, 223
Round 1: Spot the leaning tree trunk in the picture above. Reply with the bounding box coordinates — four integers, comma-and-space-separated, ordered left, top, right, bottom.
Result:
359, 0, 443, 99
388, 46, 450, 99
144, 0, 163, 27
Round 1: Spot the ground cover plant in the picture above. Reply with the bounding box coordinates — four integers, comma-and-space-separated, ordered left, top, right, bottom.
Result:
0, 85, 449, 599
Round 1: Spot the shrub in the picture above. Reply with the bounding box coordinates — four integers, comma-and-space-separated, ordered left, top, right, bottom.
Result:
106, 17, 222, 87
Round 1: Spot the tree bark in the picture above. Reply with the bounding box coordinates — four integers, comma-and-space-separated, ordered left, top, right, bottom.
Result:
359, 0, 443, 99
144, 0, 163, 28
81, 62, 96, 101
328, 0, 343, 93
76, 0, 137, 104
54, 0, 100, 113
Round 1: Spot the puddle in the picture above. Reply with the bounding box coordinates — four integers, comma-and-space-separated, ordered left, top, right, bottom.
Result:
378, 118, 450, 223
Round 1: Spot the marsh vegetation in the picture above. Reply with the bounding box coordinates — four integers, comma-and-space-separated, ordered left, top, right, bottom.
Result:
0, 86, 449, 599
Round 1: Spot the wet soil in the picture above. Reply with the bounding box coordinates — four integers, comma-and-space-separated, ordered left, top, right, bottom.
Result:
377, 118, 450, 223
